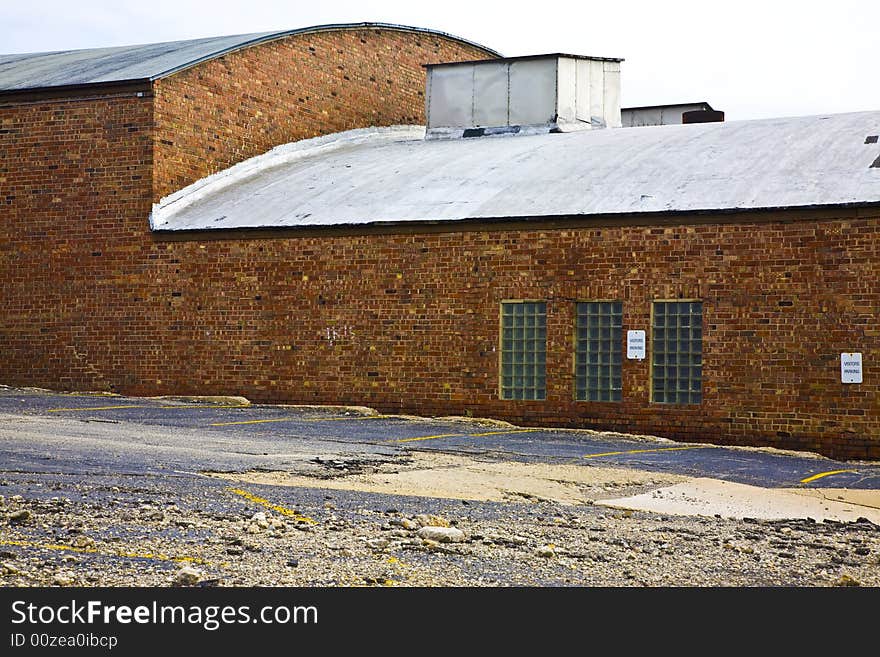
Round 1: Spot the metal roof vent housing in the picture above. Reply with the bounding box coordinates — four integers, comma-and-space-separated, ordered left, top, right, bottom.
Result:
424, 53, 623, 139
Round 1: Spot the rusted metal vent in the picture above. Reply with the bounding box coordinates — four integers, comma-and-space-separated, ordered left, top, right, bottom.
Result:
682, 109, 725, 124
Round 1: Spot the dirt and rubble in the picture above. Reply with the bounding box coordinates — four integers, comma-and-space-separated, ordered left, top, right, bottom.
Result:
0, 388, 877, 588
1, 464, 878, 588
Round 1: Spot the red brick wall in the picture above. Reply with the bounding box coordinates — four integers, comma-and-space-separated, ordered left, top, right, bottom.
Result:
0, 93, 154, 391
118, 214, 876, 460
2, 27, 878, 461
152, 27, 494, 201
0, 24, 494, 397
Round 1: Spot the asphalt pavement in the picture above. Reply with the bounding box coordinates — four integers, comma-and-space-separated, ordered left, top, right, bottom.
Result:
2, 386, 879, 588
1, 387, 877, 489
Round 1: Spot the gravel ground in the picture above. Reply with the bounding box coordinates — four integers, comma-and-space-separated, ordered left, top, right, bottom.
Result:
1, 472, 878, 587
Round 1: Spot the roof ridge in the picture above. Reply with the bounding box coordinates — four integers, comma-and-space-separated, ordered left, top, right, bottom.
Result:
0, 22, 501, 93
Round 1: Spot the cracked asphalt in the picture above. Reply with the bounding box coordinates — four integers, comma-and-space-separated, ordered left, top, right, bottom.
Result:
1, 386, 878, 587
1, 387, 877, 488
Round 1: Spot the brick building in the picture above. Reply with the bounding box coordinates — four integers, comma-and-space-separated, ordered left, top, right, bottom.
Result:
1, 23, 879, 459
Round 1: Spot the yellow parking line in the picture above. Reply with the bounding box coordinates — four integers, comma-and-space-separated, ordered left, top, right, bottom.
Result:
211, 414, 392, 427
388, 428, 538, 444
301, 415, 391, 422
50, 404, 244, 413
584, 445, 714, 459
470, 428, 538, 437
227, 487, 316, 524
0, 538, 208, 565
48, 405, 146, 412
391, 433, 462, 444
209, 418, 291, 427
799, 469, 857, 484
157, 404, 244, 409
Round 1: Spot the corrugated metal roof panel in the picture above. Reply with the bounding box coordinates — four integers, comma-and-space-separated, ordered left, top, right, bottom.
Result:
150, 111, 880, 232
0, 23, 501, 92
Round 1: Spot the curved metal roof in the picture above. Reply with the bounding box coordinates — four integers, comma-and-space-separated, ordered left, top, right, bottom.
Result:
150, 110, 880, 232
0, 22, 501, 93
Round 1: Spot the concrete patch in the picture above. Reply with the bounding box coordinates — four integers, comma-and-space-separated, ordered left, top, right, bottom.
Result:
150, 395, 251, 406
793, 488, 880, 511
272, 404, 379, 416
596, 478, 880, 523
207, 452, 685, 505
431, 415, 517, 428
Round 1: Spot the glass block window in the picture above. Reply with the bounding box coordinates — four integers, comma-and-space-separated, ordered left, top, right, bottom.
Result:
652, 301, 703, 404
500, 302, 547, 400
575, 302, 623, 402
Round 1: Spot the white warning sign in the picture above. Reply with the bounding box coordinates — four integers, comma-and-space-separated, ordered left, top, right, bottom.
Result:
627, 330, 646, 360
840, 353, 862, 384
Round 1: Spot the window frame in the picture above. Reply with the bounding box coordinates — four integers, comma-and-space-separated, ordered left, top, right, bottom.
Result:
649, 299, 703, 405
498, 300, 548, 401
573, 300, 623, 403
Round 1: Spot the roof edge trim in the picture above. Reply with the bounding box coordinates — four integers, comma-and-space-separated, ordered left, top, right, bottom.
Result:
149, 22, 503, 82
151, 202, 880, 237
150, 125, 427, 231
622, 101, 714, 112
0, 79, 152, 101
423, 52, 624, 68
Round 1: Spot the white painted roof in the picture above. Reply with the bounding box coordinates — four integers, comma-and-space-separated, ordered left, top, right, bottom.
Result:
150, 111, 880, 232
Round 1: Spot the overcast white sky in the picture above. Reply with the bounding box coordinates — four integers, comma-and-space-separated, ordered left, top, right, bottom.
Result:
2, 0, 878, 121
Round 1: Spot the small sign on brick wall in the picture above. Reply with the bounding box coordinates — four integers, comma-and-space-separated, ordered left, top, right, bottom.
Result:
841, 353, 863, 384
627, 330, 646, 360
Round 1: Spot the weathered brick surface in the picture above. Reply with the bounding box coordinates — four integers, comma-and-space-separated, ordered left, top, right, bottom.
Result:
1, 27, 878, 460
152, 27, 492, 201
0, 94, 154, 391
